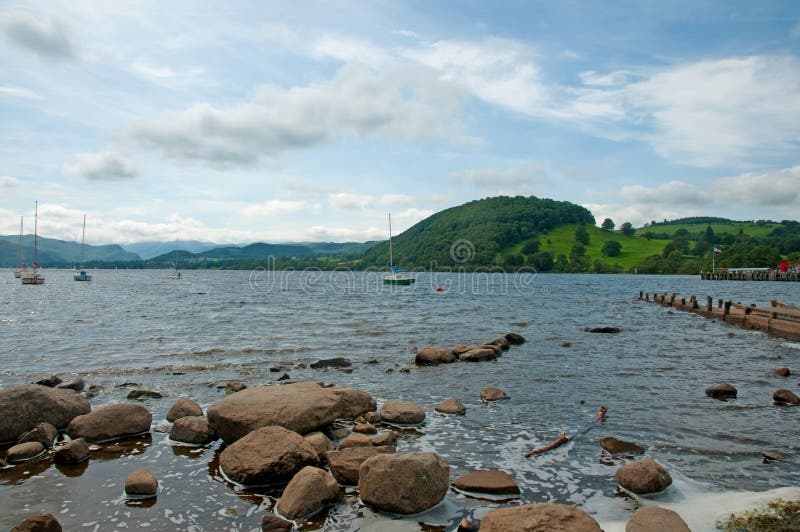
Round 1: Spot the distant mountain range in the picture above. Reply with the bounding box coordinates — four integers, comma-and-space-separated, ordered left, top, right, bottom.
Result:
0, 235, 140, 267
120, 240, 222, 259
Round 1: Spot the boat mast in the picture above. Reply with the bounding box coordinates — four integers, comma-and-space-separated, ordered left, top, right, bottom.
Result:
33, 201, 38, 271
18, 216, 23, 267
175, 236, 179, 271
388, 213, 393, 270
80, 214, 86, 266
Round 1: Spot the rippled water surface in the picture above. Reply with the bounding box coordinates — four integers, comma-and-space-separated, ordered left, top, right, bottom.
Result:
1, 270, 799, 530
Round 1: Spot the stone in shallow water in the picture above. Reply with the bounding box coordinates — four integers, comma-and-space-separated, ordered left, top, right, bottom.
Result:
625, 506, 690, 532
166, 397, 203, 422
56, 377, 85, 392
327, 446, 395, 485
480, 503, 601, 532
452, 470, 520, 495
705, 383, 737, 399
170, 416, 216, 444
435, 398, 466, 414
17, 422, 58, 449
303, 432, 333, 462
359, 452, 449, 515
310, 357, 351, 369
480, 387, 509, 401
54, 438, 90, 464
0, 384, 91, 443
504, 332, 526, 344
599, 436, 645, 455
11, 512, 62, 532
276, 466, 341, 520
125, 469, 158, 497
615, 458, 672, 494
338, 433, 372, 449
66, 403, 152, 443
371, 431, 396, 447
6, 441, 45, 462
126, 390, 163, 400
380, 400, 425, 424
773, 388, 800, 405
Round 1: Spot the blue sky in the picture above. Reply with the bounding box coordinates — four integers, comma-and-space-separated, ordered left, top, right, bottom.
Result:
1, 1, 799, 244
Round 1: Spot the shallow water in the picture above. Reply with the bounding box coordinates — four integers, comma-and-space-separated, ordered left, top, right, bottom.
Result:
1, 270, 798, 530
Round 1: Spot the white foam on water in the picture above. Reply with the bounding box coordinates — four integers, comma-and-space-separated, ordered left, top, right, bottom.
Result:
598, 477, 800, 532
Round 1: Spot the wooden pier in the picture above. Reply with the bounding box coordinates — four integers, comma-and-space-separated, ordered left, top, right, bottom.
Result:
700, 270, 800, 281
639, 291, 800, 342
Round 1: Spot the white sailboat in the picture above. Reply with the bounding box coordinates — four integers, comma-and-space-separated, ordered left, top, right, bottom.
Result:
73, 214, 92, 281
168, 237, 181, 279
382, 213, 414, 285
21, 201, 44, 285
13, 216, 27, 278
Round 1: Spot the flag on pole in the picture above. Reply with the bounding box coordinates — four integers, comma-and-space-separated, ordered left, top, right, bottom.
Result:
713, 247, 722, 253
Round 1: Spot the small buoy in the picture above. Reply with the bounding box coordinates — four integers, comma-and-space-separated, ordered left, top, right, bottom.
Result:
435, 286, 443, 292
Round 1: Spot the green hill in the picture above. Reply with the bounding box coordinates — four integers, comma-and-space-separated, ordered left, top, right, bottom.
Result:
360, 196, 595, 269
0, 235, 140, 267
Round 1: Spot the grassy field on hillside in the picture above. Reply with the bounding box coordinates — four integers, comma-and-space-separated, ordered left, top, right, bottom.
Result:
637, 222, 780, 238
538, 224, 667, 270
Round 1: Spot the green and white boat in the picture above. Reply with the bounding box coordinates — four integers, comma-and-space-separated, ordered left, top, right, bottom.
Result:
383, 213, 414, 285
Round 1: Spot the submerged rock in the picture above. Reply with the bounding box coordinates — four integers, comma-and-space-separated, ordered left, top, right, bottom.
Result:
435, 398, 466, 414
126, 390, 163, 400
224, 381, 247, 393
625, 506, 690, 532
599, 436, 645, 455
11, 512, 62, 532
480, 387, 509, 401
310, 357, 351, 369
219, 426, 319, 486
705, 383, 737, 399
485, 337, 510, 351
170, 416, 216, 444
66, 403, 152, 443
17, 422, 57, 449
56, 377, 85, 392
615, 457, 672, 494
125, 469, 158, 497
0, 384, 91, 443
586, 327, 621, 334
54, 437, 90, 464
34, 376, 62, 388
6, 441, 45, 462
415, 347, 455, 365
774, 389, 800, 405
460, 347, 499, 362
166, 397, 203, 422
359, 452, 449, 515
327, 445, 395, 485
771, 367, 791, 377
504, 332, 526, 345
380, 400, 426, 424
480, 503, 601, 532
207, 382, 375, 444
452, 470, 520, 495
276, 466, 341, 520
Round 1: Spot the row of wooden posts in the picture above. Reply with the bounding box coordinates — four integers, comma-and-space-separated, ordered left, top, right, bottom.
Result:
639, 291, 800, 342
700, 270, 800, 281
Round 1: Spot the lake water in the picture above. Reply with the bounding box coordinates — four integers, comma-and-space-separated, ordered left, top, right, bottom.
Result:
1, 269, 799, 531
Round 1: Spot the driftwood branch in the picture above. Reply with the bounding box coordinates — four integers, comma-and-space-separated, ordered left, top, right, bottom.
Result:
524, 405, 608, 458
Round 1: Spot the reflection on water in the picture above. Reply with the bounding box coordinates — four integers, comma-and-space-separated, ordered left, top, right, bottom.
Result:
0, 270, 799, 530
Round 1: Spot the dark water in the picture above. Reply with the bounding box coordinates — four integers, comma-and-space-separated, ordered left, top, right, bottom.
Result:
1, 270, 799, 531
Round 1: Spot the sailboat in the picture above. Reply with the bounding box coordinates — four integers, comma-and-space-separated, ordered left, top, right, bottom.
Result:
168, 237, 181, 279
21, 201, 44, 285
13, 216, 28, 278
73, 214, 92, 281
382, 213, 414, 285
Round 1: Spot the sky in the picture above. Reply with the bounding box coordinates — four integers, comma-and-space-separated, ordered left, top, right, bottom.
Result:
1, 1, 799, 245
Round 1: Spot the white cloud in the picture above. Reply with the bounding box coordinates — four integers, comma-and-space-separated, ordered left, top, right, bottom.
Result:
379, 194, 416, 207
307, 225, 385, 241
714, 165, 800, 206
393, 207, 434, 224
449, 164, 550, 188
242, 200, 318, 217
0, 176, 21, 188
0, 11, 76, 60
329, 192, 374, 210
62, 152, 139, 181
621, 180, 709, 206
128, 63, 466, 167
310, 34, 387, 67
0, 85, 40, 99
578, 70, 632, 87
131, 59, 175, 81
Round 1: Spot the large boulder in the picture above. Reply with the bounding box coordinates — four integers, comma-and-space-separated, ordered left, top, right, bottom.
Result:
415, 347, 456, 365
359, 452, 449, 515
170, 416, 216, 444
327, 446, 395, 485
480, 503, 601, 532
11, 512, 62, 532
219, 426, 319, 486
66, 403, 152, 442
452, 470, 519, 495
54, 438, 90, 464
380, 400, 426, 424
276, 466, 341, 520
303, 432, 333, 461
17, 422, 58, 449
599, 436, 644, 455
615, 458, 673, 494
625, 506, 690, 532
459, 348, 498, 362
207, 382, 375, 444
773, 389, 800, 405
705, 383, 737, 399
6, 441, 45, 462
166, 397, 203, 422
0, 384, 91, 443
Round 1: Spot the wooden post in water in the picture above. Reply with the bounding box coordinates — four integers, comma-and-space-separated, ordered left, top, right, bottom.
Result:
723, 301, 731, 319
706, 296, 712, 312
718, 299, 723, 308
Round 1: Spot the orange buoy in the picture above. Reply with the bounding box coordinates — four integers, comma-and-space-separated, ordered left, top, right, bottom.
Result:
435, 286, 443, 292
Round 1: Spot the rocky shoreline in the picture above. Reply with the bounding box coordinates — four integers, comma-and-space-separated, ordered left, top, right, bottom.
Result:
0, 330, 702, 531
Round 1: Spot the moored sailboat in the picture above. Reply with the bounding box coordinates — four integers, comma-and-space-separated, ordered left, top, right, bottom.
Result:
383, 213, 414, 285
73, 214, 92, 281
21, 201, 44, 285
168, 237, 182, 279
